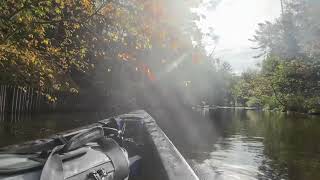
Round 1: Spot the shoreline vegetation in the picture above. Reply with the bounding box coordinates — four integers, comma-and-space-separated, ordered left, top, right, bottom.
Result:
1, 0, 319, 117
0, 0, 235, 114
230, 0, 320, 115
195, 105, 320, 116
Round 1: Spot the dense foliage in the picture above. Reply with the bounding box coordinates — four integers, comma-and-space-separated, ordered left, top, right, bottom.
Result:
233, 0, 320, 113
0, 0, 235, 108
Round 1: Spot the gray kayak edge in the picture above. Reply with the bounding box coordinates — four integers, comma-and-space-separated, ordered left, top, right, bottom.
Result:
0, 110, 199, 180
119, 110, 199, 180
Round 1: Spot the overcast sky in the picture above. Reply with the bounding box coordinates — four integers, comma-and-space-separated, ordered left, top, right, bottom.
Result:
197, 0, 281, 73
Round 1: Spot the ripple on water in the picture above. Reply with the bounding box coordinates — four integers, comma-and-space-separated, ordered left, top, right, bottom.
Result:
189, 135, 269, 180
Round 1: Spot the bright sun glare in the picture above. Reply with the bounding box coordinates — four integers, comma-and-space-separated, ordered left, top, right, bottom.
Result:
197, 0, 281, 73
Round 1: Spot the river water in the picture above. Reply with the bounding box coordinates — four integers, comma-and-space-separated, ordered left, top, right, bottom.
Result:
1, 109, 320, 180
0, 112, 110, 147
186, 109, 320, 180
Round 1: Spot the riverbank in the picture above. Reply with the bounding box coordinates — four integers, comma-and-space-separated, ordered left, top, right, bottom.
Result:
215, 106, 259, 110
261, 107, 320, 116
194, 105, 320, 116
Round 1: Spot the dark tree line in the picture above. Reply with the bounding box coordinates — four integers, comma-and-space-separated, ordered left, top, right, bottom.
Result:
1, 0, 236, 111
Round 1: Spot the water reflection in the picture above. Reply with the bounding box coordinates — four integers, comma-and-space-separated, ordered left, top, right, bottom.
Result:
1, 109, 320, 179
187, 109, 320, 180
0, 112, 111, 147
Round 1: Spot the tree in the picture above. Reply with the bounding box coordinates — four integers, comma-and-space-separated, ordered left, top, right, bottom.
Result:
235, 0, 320, 113
1, 0, 217, 108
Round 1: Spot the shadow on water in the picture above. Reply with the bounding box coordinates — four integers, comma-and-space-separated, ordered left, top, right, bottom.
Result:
0, 112, 114, 147
184, 109, 320, 180
2, 108, 320, 180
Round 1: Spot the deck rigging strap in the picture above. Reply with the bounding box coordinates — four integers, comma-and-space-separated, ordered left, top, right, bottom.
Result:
40, 145, 64, 180
40, 127, 104, 180
39, 126, 129, 180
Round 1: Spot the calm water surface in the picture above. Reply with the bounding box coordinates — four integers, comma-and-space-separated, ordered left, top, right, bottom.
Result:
1, 109, 320, 180
186, 109, 320, 180
0, 112, 110, 147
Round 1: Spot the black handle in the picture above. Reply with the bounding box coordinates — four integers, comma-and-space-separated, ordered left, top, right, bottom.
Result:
62, 127, 104, 153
